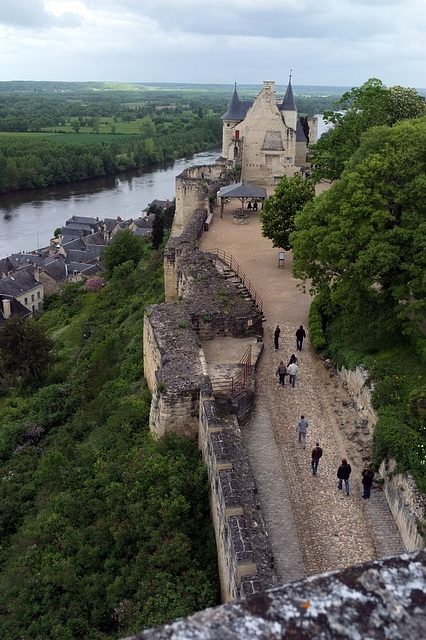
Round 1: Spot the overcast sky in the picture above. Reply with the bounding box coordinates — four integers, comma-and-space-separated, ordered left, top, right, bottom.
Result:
1, 0, 425, 89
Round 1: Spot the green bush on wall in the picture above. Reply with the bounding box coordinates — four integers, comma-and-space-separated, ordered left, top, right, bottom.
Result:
309, 297, 326, 352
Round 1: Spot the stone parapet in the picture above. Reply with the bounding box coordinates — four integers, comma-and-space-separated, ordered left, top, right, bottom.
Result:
126, 549, 426, 640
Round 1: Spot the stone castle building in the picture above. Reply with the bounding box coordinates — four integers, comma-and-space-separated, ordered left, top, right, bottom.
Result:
221, 77, 318, 186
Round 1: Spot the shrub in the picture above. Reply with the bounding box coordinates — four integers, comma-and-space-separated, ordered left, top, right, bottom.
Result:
309, 297, 326, 352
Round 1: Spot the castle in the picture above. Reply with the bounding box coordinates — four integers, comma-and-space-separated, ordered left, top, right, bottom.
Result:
221, 77, 318, 186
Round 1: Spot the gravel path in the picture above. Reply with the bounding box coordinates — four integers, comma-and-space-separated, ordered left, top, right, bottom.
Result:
200, 204, 405, 579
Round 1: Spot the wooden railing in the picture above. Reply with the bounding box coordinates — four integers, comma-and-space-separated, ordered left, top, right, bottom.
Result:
208, 249, 263, 313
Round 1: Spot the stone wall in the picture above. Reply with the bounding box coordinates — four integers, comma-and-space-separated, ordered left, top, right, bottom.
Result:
337, 364, 425, 550
143, 183, 272, 601
126, 549, 426, 640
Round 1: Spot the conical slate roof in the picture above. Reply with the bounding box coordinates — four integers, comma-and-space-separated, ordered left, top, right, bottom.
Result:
280, 77, 296, 111
221, 84, 247, 121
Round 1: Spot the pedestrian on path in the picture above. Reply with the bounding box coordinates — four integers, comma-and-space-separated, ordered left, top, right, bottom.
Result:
311, 442, 323, 475
274, 325, 280, 351
337, 458, 352, 495
297, 415, 309, 448
287, 353, 298, 366
287, 360, 298, 387
276, 361, 287, 386
296, 325, 306, 351
361, 467, 374, 499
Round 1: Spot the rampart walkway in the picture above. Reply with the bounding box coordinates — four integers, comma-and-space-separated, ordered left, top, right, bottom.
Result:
200, 204, 405, 581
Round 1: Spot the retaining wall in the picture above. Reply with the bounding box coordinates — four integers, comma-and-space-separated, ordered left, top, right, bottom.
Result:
338, 364, 425, 550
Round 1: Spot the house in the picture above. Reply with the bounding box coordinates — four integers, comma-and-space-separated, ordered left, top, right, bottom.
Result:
128, 217, 153, 236
0, 294, 31, 326
0, 267, 44, 315
142, 199, 173, 215
221, 77, 318, 186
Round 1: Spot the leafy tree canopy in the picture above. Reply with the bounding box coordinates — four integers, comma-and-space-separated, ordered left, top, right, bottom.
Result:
310, 78, 426, 182
259, 174, 315, 250
0, 316, 52, 384
101, 229, 147, 276
292, 116, 426, 331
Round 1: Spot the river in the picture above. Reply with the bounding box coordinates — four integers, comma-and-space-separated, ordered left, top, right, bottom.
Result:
0, 115, 331, 259
0, 149, 220, 258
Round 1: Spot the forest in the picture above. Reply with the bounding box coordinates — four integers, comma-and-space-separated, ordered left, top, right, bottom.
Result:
0, 81, 341, 194
0, 234, 219, 639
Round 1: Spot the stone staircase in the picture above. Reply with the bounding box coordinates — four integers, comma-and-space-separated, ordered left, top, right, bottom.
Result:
208, 249, 265, 320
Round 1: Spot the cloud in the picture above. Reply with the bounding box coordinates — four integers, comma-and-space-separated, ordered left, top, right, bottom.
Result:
0, 0, 425, 87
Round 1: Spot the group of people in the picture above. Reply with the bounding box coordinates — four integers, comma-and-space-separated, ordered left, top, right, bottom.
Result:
295, 419, 375, 498
274, 324, 306, 389
246, 200, 258, 211
275, 353, 299, 388
274, 324, 306, 352
274, 322, 375, 499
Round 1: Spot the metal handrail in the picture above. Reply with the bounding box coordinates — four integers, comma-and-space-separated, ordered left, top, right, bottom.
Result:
208, 249, 263, 313
212, 345, 252, 396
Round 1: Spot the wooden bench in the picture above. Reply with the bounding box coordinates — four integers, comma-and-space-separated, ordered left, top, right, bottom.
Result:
204, 212, 214, 231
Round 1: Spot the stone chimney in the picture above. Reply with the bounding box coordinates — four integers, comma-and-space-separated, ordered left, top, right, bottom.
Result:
2, 298, 11, 319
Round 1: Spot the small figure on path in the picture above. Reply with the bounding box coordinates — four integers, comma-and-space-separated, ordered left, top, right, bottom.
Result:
274, 325, 280, 351
337, 458, 352, 495
247, 201, 252, 210
287, 360, 298, 387
253, 200, 258, 211
288, 353, 298, 366
361, 466, 374, 499
276, 361, 287, 386
296, 325, 306, 351
311, 442, 323, 475
297, 415, 309, 449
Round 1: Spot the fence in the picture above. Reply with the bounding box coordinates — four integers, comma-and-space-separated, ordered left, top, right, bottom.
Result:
208, 249, 263, 314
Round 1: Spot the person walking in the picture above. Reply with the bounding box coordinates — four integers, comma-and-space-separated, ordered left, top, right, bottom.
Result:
337, 458, 352, 495
297, 415, 309, 449
276, 361, 287, 386
287, 360, 298, 387
361, 466, 374, 499
274, 325, 280, 351
296, 325, 306, 351
311, 442, 323, 475
287, 353, 298, 366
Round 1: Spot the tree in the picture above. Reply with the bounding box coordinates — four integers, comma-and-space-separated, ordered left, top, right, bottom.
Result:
259, 174, 315, 250
70, 119, 80, 133
310, 79, 426, 182
149, 205, 165, 250
292, 117, 426, 328
0, 317, 52, 383
101, 229, 147, 277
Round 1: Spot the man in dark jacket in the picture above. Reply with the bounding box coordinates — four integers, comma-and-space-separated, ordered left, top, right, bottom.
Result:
337, 458, 352, 495
296, 325, 306, 351
311, 442, 323, 475
362, 467, 374, 499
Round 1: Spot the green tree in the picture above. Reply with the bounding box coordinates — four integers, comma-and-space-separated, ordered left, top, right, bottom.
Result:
310, 78, 426, 182
0, 317, 52, 383
101, 229, 146, 276
70, 119, 80, 133
292, 117, 426, 328
259, 174, 315, 250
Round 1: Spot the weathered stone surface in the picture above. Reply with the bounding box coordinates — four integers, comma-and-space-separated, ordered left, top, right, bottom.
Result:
125, 550, 426, 640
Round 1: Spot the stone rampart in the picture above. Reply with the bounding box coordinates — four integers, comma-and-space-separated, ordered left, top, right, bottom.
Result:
143, 171, 272, 602
126, 549, 426, 640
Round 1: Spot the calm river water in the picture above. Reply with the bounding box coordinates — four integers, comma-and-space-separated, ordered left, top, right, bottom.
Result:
0, 149, 220, 258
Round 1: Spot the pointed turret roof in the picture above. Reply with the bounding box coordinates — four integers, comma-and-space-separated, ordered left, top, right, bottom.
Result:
280, 75, 296, 111
221, 83, 244, 121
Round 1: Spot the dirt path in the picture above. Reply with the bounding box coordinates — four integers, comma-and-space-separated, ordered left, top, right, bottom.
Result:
201, 204, 404, 576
